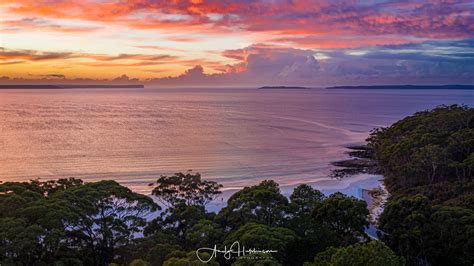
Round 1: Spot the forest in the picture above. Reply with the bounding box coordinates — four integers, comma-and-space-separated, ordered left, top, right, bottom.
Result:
369, 105, 474, 265
0, 105, 472, 266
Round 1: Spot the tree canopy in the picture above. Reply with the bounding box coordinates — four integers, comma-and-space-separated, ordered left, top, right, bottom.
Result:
305, 241, 405, 266
368, 105, 474, 190
0, 179, 158, 266
216, 180, 289, 230
312, 192, 369, 243
151, 171, 222, 208
369, 105, 474, 265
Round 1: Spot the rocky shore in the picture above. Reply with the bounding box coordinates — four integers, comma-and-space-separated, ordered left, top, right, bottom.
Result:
331, 145, 379, 178
363, 184, 389, 225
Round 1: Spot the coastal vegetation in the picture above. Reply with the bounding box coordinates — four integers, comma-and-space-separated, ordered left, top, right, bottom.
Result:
0, 174, 399, 265
0, 105, 472, 265
368, 105, 474, 265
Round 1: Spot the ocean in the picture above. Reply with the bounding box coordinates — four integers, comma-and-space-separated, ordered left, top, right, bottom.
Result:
0, 87, 472, 195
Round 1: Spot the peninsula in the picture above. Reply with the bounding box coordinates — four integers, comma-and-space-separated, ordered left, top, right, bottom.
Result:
259, 86, 310, 89
0, 84, 145, 89
326, 85, 474, 90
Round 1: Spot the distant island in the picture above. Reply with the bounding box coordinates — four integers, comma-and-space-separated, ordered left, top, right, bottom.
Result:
326, 85, 474, 90
0, 84, 145, 89
259, 86, 310, 89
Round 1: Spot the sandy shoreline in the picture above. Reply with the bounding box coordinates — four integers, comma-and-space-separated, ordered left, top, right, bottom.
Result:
362, 183, 389, 225
206, 173, 384, 212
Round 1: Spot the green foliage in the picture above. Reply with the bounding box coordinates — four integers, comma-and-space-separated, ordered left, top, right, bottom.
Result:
283, 224, 338, 266
0, 175, 391, 265
285, 185, 337, 265
286, 184, 326, 235
151, 171, 222, 208
395, 180, 474, 209
378, 195, 433, 264
56, 180, 159, 265
0, 179, 86, 265
130, 259, 150, 266
146, 244, 184, 266
306, 241, 405, 266
217, 180, 289, 230
232, 253, 282, 266
185, 219, 224, 250
163, 251, 218, 266
290, 184, 325, 216
0, 180, 49, 217
429, 206, 474, 265
0, 179, 159, 266
379, 195, 474, 265
145, 203, 210, 246
369, 105, 474, 265
312, 192, 369, 243
224, 222, 297, 263
368, 105, 474, 190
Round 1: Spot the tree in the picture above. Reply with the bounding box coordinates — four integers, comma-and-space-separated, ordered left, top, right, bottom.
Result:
217, 180, 289, 230
283, 224, 338, 266
130, 259, 150, 266
0, 217, 48, 265
151, 171, 222, 208
0, 181, 46, 218
35, 177, 84, 196
312, 192, 369, 243
368, 105, 474, 189
120, 242, 185, 266
163, 251, 218, 266
429, 206, 474, 265
0, 180, 82, 265
305, 241, 404, 266
284, 185, 335, 265
380, 195, 474, 265
287, 185, 325, 235
146, 244, 184, 266
412, 144, 447, 184
55, 180, 159, 266
378, 195, 433, 265
232, 253, 281, 266
290, 184, 325, 216
447, 128, 474, 158
145, 203, 209, 246
185, 219, 224, 250
224, 223, 297, 264
449, 151, 474, 181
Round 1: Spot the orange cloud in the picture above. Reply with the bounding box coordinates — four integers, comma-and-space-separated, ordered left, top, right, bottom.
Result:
135, 45, 188, 52
2, 0, 472, 46
0, 47, 227, 79
0, 48, 76, 61
0, 47, 177, 63
1, 1, 473, 83
1, 17, 99, 33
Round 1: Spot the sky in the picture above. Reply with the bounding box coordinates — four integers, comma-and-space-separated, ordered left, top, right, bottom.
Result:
0, 0, 473, 87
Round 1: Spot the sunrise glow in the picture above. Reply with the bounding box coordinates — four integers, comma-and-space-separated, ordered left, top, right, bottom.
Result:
1, 1, 473, 86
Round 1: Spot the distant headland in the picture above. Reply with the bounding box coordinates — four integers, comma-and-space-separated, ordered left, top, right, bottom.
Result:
0, 84, 145, 89
259, 86, 310, 89
326, 85, 474, 90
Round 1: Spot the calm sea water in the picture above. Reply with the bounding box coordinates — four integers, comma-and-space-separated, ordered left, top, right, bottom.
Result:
0, 88, 472, 194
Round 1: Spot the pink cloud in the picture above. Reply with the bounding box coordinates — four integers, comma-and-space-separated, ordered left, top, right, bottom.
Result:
1, 0, 472, 48
1, 17, 99, 33
146, 40, 474, 86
